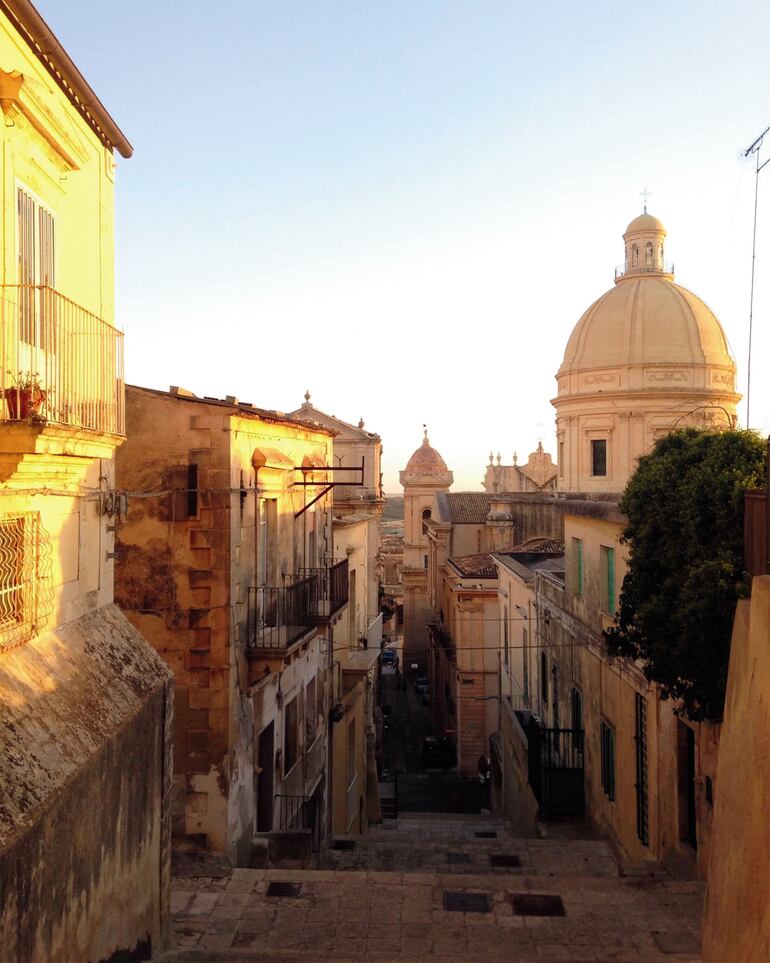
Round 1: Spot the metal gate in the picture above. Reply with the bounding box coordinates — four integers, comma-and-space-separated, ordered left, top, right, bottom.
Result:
528, 726, 585, 817
275, 793, 322, 852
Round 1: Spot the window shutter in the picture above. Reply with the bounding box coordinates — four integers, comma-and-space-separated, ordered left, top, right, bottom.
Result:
607, 548, 615, 613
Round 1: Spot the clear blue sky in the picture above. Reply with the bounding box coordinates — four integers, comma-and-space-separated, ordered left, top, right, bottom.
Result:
40, 0, 770, 489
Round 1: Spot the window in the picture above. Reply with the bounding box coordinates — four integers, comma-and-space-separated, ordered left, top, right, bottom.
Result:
570, 687, 583, 732
600, 545, 616, 614
631, 243, 639, 266
540, 652, 548, 705
421, 508, 431, 535
0, 512, 48, 652
635, 693, 649, 845
552, 664, 560, 728
503, 607, 509, 668
284, 696, 299, 774
17, 186, 55, 349
571, 537, 584, 596
423, 555, 428, 570
600, 720, 616, 801
591, 439, 607, 477
645, 241, 653, 265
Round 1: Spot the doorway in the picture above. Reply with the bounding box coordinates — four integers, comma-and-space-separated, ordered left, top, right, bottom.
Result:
256, 722, 275, 832
677, 721, 697, 849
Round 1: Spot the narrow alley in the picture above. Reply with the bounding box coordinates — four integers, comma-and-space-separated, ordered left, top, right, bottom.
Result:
160, 663, 705, 962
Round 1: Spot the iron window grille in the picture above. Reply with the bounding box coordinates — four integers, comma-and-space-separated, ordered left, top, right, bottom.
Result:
0, 512, 52, 652
600, 720, 616, 802
635, 693, 649, 845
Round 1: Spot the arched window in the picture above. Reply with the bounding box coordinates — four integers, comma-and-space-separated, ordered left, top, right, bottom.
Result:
645, 241, 653, 266
631, 243, 639, 266
421, 508, 431, 535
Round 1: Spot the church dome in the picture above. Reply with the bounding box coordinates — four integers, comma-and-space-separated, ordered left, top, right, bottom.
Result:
404, 431, 448, 476
559, 210, 735, 378
553, 211, 740, 494
559, 276, 734, 374
625, 212, 665, 235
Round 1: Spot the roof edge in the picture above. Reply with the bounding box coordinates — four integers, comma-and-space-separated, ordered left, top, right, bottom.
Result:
1, 0, 133, 157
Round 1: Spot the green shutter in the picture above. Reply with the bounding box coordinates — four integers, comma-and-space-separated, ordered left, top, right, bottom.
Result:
607, 547, 615, 613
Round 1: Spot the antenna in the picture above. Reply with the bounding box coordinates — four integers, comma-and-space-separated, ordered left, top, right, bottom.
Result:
743, 125, 770, 429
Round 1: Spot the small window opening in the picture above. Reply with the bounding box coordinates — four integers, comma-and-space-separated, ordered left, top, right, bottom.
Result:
187, 463, 198, 517
591, 439, 607, 477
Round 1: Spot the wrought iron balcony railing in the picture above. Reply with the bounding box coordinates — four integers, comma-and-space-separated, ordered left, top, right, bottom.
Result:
0, 284, 124, 435
294, 558, 349, 621
246, 577, 317, 649
614, 261, 674, 281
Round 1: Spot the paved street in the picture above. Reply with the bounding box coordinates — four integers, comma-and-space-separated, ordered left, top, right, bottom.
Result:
159, 665, 704, 962
162, 813, 704, 962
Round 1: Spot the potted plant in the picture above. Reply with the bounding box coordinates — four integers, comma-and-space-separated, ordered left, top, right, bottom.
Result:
3, 372, 47, 419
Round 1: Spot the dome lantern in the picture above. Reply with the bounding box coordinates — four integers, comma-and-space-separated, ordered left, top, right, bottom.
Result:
616, 211, 673, 281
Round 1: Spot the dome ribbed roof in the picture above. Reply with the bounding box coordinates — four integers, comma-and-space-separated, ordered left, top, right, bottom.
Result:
559, 276, 734, 374
625, 212, 666, 235
404, 432, 448, 475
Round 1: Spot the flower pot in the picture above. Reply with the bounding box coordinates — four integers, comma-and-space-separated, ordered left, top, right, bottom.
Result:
4, 386, 46, 419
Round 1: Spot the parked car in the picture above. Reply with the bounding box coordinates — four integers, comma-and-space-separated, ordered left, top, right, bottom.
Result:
381, 648, 397, 666
421, 735, 456, 769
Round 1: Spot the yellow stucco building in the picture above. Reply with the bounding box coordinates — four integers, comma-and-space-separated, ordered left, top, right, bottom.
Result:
0, 4, 174, 961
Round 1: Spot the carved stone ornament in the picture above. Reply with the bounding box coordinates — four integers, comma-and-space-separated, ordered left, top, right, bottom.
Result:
647, 370, 688, 382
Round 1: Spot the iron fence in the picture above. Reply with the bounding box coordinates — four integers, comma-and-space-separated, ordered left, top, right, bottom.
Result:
294, 558, 349, 620
527, 725, 585, 817
246, 576, 316, 648
275, 793, 321, 852
0, 284, 124, 435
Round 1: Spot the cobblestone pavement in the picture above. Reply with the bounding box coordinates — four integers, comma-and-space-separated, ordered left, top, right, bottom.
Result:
160, 816, 704, 962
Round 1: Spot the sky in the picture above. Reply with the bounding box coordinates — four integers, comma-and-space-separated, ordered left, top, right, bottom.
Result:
39, 0, 770, 490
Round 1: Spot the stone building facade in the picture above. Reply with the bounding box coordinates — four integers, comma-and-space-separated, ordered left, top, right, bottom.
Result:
497, 211, 738, 877
115, 386, 344, 866
287, 395, 385, 834
0, 6, 173, 961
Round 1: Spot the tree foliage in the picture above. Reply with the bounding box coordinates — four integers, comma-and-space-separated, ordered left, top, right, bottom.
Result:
604, 428, 767, 722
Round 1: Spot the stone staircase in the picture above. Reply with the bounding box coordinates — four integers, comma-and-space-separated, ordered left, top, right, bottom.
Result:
161, 812, 705, 961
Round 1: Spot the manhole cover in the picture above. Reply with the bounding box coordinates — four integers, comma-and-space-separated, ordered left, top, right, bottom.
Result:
443, 891, 491, 913
332, 839, 356, 851
266, 882, 302, 898
447, 852, 472, 864
510, 893, 565, 917
489, 854, 521, 868
474, 831, 497, 839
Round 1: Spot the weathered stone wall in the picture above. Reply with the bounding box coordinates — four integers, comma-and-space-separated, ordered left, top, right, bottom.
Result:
703, 577, 770, 963
0, 606, 173, 963
498, 702, 540, 837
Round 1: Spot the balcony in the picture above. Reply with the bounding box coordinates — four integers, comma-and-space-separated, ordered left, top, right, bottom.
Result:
246, 579, 316, 650
0, 285, 124, 435
294, 558, 349, 623
614, 260, 674, 281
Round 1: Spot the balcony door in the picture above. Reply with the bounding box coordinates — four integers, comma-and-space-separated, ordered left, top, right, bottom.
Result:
16, 187, 56, 390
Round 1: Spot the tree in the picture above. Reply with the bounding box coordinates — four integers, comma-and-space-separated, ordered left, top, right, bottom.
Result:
604, 428, 767, 722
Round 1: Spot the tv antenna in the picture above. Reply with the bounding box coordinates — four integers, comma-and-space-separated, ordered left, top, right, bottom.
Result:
743, 124, 770, 429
